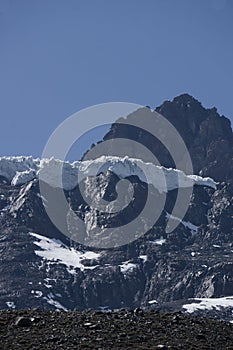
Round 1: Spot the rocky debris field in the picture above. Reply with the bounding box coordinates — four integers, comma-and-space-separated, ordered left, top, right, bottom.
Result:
0, 309, 233, 350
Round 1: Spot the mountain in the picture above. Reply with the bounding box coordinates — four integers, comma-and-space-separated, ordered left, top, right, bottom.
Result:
0, 94, 232, 321
84, 94, 233, 183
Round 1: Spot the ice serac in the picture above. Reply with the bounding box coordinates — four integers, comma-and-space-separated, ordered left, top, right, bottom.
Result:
0, 155, 217, 191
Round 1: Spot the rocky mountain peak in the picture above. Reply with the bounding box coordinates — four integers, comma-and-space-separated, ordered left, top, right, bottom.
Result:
162, 93, 203, 112
94, 94, 233, 182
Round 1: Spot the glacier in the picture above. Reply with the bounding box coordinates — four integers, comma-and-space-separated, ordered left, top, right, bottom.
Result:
0, 155, 217, 192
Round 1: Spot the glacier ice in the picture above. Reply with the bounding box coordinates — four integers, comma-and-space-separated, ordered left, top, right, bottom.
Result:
0, 155, 217, 192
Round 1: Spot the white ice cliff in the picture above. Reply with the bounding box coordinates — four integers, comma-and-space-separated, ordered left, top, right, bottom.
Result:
0, 156, 217, 192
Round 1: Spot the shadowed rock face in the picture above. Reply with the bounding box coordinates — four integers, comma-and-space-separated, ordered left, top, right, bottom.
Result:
0, 94, 232, 321
156, 94, 233, 182
86, 94, 232, 183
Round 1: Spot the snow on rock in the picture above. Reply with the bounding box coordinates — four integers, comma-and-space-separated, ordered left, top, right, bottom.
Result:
97, 306, 111, 312
183, 221, 198, 234
150, 237, 166, 245
30, 232, 101, 274
6, 301, 16, 309
0, 155, 217, 191
9, 181, 33, 215
12, 169, 36, 186
0, 156, 40, 181
31, 290, 43, 298
166, 212, 198, 235
44, 292, 68, 311
139, 255, 148, 262
119, 261, 137, 274
183, 296, 233, 313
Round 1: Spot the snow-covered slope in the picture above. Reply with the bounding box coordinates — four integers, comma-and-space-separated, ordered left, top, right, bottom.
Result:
0, 156, 217, 191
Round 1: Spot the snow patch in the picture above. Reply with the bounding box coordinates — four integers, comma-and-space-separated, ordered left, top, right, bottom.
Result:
150, 237, 166, 245
30, 232, 100, 274
166, 212, 198, 235
183, 296, 233, 313
139, 255, 148, 262
31, 290, 43, 298
44, 293, 68, 311
6, 301, 15, 309
119, 261, 137, 274
44, 277, 55, 289
98, 306, 111, 312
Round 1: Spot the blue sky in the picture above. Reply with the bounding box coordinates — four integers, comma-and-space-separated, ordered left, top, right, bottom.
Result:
0, 0, 232, 159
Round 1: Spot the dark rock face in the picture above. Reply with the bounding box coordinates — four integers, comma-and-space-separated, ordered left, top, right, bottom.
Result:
88, 94, 233, 183
0, 94, 232, 322
156, 95, 233, 182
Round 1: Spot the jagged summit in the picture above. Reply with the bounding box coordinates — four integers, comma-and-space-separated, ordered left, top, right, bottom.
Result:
156, 93, 217, 123
90, 94, 233, 182
159, 93, 221, 115
169, 93, 202, 107
148, 94, 206, 113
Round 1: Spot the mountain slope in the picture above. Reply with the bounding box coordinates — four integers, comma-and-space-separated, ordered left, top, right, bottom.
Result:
0, 94, 232, 322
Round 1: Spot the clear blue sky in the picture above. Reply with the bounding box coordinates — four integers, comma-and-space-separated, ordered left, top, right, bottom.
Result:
0, 0, 232, 159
